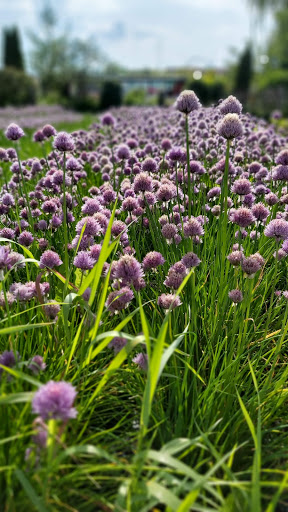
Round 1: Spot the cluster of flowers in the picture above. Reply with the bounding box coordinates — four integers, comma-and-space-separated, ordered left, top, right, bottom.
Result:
1, 90, 288, 394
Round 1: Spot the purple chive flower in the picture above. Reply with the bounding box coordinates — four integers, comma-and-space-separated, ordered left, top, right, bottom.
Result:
44, 302, 61, 319
42, 124, 57, 138
164, 269, 185, 290
251, 202, 270, 222
101, 113, 116, 126
134, 172, 153, 193
0, 350, 20, 375
162, 223, 178, 242
33, 130, 45, 142
183, 217, 204, 238
81, 198, 102, 215
142, 157, 157, 173
73, 251, 95, 270
228, 289, 244, 303
106, 286, 134, 313
89, 244, 102, 262
157, 293, 182, 310
132, 353, 148, 370
53, 132, 75, 152
0, 291, 15, 307
231, 178, 252, 196
175, 90, 201, 114
39, 250, 63, 269
142, 251, 165, 270
231, 207, 255, 228
216, 114, 243, 140
0, 246, 10, 269
2, 193, 15, 206
264, 219, 288, 241
241, 253, 264, 277
5, 123, 25, 141
114, 255, 143, 284
108, 336, 128, 354
276, 150, 288, 166
219, 95, 242, 115
32, 381, 77, 421
181, 252, 201, 268
227, 250, 243, 266
18, 230, 34, 247
28, 355, 46, 374
117, 144, 130, 160
282, 239, 288, 253
75, 217, 101, 237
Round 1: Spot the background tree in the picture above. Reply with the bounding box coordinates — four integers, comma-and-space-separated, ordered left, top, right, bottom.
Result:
234, 44, 253, 105
3, 27, 24, 70
29, 3, 105, 100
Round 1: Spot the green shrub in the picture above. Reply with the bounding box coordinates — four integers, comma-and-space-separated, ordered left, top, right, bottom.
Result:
0, 67, 37, 106
124, 88, 146, 106
99, 81, 122, 110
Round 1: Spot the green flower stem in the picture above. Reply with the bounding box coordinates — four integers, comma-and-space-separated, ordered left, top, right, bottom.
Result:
185, 113, 193, 217
62, 152, 69, 297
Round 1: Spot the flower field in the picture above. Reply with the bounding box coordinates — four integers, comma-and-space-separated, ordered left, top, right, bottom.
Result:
1, 93, 288, 511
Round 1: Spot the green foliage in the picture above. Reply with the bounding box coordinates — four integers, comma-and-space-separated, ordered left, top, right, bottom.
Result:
124, 88, 146, 106
268, 8, 288, 69
0, 68, 37, 107
187, 79, 225, 105
3, 26, 24, 71
99, 81, 122, 110
234, 45, 253, 101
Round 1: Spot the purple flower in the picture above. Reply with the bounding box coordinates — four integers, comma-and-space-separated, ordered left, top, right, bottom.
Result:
5, 123, 25, 141
241, 253, 264, 277
251, 202, 270, 222
181, 252, 201, 268
175, 90, 201, 114
44, 302, 61, 319
219, 95, 242, 115
18, 230, 34, 247
134, 172, 153, 193
217, 114, 243, 140
227, 250, 243, 266
117, 144, 130, 160
183, 217, 204, 238
132, 353, 148, 370
162, 223, 178, 242
28, 355, 46, 374
142, 251, 165, 270
114, 255, 143, 284
142, 157, 157, 173
39, 250, 63, 269
231, 178, 252, 196
231, 208, 255, 228
33, 130, 45, 142
73, 251, 95, 270
108, 337, 128, 354
32, 381, 77, 421
53, 132, 75, 152
0, 350, 19, 375
106, 286, 134, 313
264, 219, 288, 241
75, 217, 101, 237
81, 198, 102, 215
0, 246, 10, 269
228, 289, 243, 303
101, 113, 116, 126
157, 293, 182, 310
42, 124, 57, 138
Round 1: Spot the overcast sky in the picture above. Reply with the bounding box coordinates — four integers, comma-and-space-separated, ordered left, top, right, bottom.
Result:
0, 0, 274, 70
